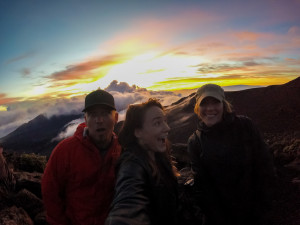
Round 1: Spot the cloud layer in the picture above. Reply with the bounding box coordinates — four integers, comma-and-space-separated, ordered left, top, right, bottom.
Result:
0, 80, 182, 139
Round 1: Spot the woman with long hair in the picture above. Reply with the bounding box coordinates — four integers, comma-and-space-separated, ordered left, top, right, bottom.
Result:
105, 98, 178, 225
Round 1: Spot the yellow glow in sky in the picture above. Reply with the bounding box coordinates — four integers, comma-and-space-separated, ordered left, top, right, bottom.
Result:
11, 49, 297, 102
32, 86, 47, 96
0, 105, 7, 111
101, 52, 203, 89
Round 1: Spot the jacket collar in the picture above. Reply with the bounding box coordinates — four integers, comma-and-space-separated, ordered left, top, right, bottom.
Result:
74, 123, 120, 157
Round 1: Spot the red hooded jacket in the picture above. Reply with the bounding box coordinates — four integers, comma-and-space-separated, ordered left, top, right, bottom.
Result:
42, 123, 121, 225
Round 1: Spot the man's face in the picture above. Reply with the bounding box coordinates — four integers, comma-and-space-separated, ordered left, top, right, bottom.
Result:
85, 105, 118, 149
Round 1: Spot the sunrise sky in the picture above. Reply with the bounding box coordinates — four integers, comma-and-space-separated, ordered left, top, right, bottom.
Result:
1, 0, 300, 102
0, 0, 299, 137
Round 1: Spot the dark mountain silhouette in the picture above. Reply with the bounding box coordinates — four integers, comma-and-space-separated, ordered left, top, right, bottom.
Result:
166, 76, 300, 144
226, 77, 300, 133
0, 114, 82, 155
222, 85, 262, 91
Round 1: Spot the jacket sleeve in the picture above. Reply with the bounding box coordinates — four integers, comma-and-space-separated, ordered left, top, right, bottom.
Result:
187, 133, 205, 195
105, 154, 151, 225
41, 144, 71, 225
187, 133, 200, 174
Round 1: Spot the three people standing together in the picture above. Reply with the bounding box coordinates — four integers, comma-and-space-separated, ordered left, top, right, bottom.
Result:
42, 85, 275, 225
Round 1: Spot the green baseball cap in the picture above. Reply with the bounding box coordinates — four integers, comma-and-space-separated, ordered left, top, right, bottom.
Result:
82, 90, 116, 112
196, 84, 225, 104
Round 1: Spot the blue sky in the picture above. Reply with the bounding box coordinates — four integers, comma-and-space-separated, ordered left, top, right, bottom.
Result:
0, 0, 299, 137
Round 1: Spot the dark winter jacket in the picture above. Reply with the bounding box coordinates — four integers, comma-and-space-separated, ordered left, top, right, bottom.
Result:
105, 145, 178, 225
42, 123, 121, 225
187, 113, 275, 225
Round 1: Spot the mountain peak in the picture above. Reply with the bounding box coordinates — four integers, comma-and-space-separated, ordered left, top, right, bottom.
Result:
284, 76, 300, 87
31, 114, 48, 123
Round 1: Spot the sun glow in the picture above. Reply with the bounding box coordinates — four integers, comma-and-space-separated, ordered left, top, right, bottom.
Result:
58, 81, 106, 96
32, 86, 47, 96
0, 105, 7, 111
17, 51, 294, 101
101, 52, 203, 90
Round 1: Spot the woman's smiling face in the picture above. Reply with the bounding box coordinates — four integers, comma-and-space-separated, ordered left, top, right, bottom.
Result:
198, 96, 224, 127
135, 106, 170, 152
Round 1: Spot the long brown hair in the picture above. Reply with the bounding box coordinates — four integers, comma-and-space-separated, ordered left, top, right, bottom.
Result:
119, 98, 177, 181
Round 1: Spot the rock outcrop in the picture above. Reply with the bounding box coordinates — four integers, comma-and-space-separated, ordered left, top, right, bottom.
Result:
0, 149, 47, 225
0, 206, 34, 225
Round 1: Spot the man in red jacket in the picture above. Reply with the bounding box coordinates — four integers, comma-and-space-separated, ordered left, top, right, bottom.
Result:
42, 90, 122, 225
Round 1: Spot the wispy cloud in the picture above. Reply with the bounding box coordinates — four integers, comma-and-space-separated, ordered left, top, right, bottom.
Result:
285, 58, 300, 64
51, 118, 85, 142
5, 51, 36, 65
0, 94, 21, 105
288, 26, 300, 35
234, 31, 264, 42
99, 8, 223, 55
47, 54, 126, 82
21, 68, 31, 77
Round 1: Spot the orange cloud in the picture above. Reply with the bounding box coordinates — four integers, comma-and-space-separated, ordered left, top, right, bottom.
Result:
235, 31, 261, 42
285, 58, 300, 64
47, 54, 126, 82
0, 93, 21, 105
